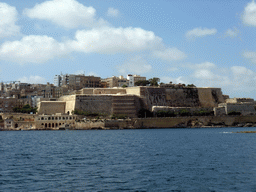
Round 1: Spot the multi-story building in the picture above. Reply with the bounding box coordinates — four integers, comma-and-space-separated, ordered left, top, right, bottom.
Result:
127, 74, 146, 87
54, 74, 100, 90
101, 76, 129, 88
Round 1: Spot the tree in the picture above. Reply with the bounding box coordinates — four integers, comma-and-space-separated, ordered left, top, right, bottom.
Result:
149, 77, 160, 86
122, 84, 128, 88
187, 84, 196, 88
135, 80, 150, 86
13, 104, 37, 114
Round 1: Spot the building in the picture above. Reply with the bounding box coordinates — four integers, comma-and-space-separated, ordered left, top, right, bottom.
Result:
127, 74, 146, 87
38, 86, 225, 118
101, 76, 129, 88
54, 74, 101, 90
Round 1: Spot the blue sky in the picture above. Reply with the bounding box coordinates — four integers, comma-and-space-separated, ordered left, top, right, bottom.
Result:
1, 0, 256, 98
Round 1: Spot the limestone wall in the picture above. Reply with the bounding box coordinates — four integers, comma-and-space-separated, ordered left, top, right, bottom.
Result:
75, 95, 113, 114
38, 101, 66, 115
218, 103, 256, 115
165, 88, 200, 107
125, 87, 142, 96
197, 88, 224, 107
93, 88, 126, 95
226, 98, 254, 104
58, 95, 76, 114
131, 116, 256, 128
81, 88, 94, 94
142, 87, 224, 109
152, 106, 212, 113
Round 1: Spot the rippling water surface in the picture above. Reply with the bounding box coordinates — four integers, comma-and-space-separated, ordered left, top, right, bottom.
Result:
1, 128, 256, 191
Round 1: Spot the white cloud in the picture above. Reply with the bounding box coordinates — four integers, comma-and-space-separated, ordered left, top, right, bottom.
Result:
160, 76, 188, 84
107, 7, 119, 17
186, 27, 217, 39
194, 69, 215, 80
225, 28, 239, 38
23, 0, 107, 28
0, 2, 20, 38
242, 0, 256, 26
116, 56, 152, 74
0, 35, 69, 63
243, 51, 256, 64
194, 62, 216, 69
231, 66, 254, 77
69, 27, 163, 54
153, 47, 186, 61
17, 76, 46, 84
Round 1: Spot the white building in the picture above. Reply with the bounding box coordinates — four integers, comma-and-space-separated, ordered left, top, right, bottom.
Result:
127, 74, 146, 87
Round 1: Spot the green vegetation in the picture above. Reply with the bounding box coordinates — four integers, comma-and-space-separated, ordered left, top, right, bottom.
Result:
111, 114, 127, 119
186, 84, 196, 88
135, 80, 150, 86
155, 110, 176, 117
13, 104, 37, 114
179, 109, 191, 116
228, 111, 241, 116
193, 110, 214, 116
138, 108, 153, 118
149, 77, 160, 86
122, 84, 128, 88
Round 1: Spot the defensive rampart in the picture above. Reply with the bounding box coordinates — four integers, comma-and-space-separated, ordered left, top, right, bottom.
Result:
38, 101, 66, 115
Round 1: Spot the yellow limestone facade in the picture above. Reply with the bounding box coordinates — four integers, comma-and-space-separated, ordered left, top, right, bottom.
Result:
38, 87, 225, 117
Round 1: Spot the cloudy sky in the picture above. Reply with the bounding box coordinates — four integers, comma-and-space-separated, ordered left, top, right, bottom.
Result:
1, 0, 256, 98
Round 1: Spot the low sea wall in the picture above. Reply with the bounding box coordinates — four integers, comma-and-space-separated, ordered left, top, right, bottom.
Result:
2, 115, 256, 130
104, 116, 256, 129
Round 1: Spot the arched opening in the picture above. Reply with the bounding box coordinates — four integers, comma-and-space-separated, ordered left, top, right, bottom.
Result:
48, 117, 51, 120
59, 123, 61, 125
49, 123, 51, 128
52, 123, 54, 128
56, 123, 58, 127
45, 123, 47, 128
52, 117, 54, 120
67, 111, 70, 115
15, 123, 18, 128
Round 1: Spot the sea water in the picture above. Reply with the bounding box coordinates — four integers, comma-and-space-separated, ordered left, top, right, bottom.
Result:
1, 127, 256, 191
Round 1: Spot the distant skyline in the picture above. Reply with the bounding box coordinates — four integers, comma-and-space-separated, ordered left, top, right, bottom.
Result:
1, 0, 256, 98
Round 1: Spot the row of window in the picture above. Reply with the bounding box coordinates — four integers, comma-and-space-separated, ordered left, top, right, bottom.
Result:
38, 116, 76, 121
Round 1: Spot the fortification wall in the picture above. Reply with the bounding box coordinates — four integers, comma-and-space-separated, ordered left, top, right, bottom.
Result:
58, 95, 76, 114
125, 87, 141, 96
226, 98, 254, 104
75, 95, 113, 114
218, 103, 256, 115
165, 88, 200, 107
93, 88, 126, 95
38, 101, 66, 115
81, 89, 94, 94
131, 116, 256, 128
140, 87, 224, 109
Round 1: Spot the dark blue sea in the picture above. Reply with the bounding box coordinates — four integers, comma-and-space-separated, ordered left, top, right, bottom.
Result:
1, 128, 256, 191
